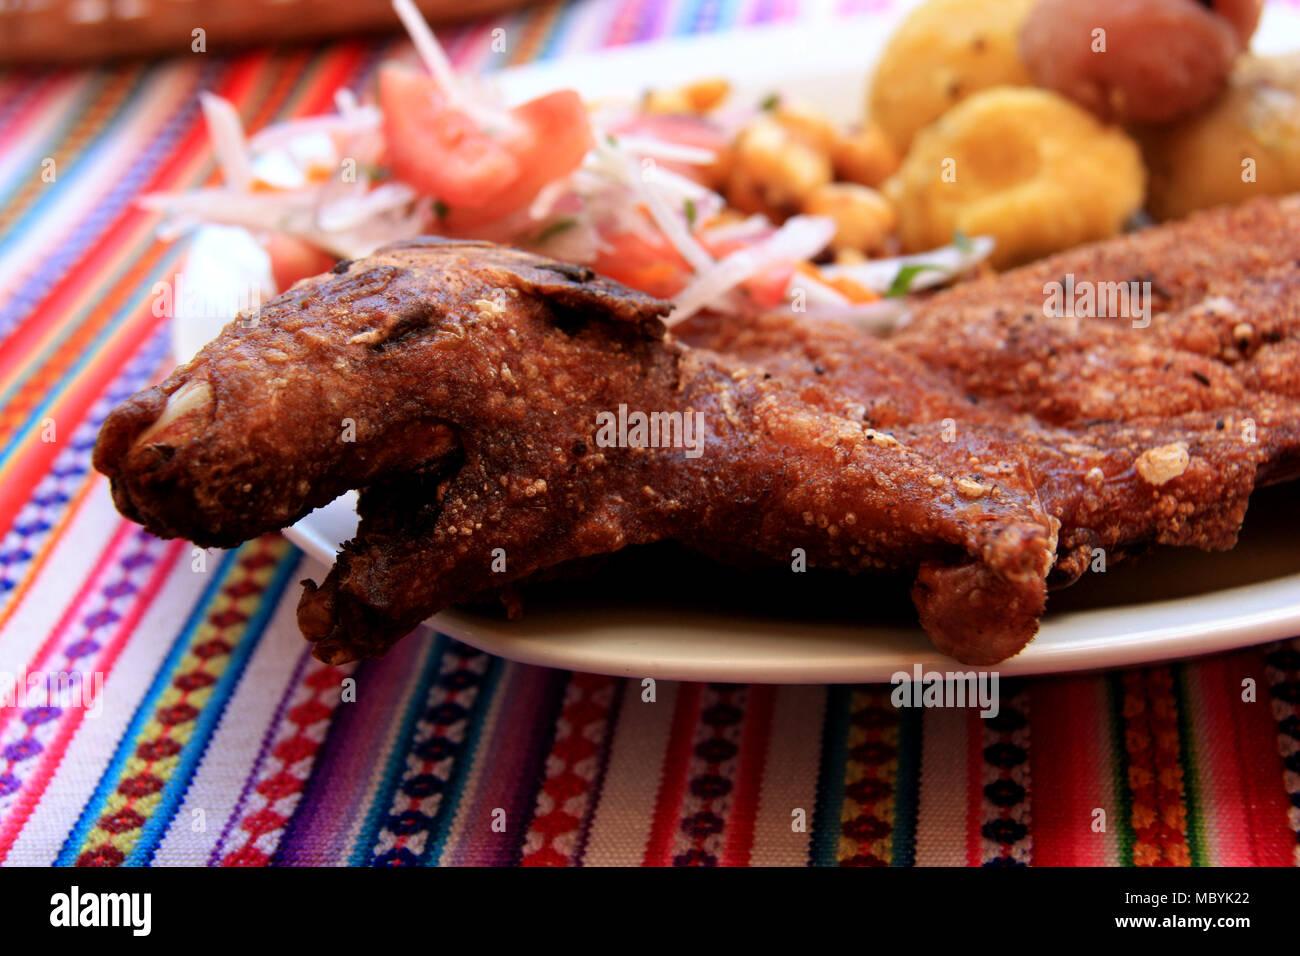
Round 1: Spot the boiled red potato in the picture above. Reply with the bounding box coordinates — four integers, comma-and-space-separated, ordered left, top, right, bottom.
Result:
1140, 53, 1300, 220
378, 65, 594, 230
1019, 0, 1264, 124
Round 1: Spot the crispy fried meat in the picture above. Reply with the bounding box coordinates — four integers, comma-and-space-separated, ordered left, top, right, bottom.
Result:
94, 199, 1300, 664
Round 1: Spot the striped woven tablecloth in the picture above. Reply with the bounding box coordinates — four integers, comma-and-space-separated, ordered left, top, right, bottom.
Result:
0, 0, 1297, 868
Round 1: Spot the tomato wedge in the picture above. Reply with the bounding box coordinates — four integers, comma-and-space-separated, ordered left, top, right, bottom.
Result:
379, 66, 594, 230
590, 227, 798, 308
591, 230, 693, 299
263, 233, 338, 291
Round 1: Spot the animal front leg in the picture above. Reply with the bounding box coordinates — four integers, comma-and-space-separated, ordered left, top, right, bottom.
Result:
297, 456, 675, 663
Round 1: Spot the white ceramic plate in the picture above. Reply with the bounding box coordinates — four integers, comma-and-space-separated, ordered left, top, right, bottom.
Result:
173, 12, 1300, 682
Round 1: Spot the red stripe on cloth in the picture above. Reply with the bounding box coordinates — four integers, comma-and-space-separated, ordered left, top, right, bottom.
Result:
642, 682, 703, 866
0, 520, 135, 743
0, 72, 68, 145
1029, 676, 1110, 866
0, 57, 261, 392
1235, 648, 1298, 865
720, 684, 775, 866
965, 707, 984, 867
1195, 650, 1296, 865
0, 48, 366, 538
0, 311, 166, 532
218, 661, 353, 867
0, 537, 186, 861
519, 672, 621, 867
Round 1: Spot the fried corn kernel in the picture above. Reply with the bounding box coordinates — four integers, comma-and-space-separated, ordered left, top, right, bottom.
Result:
643, 77, 731, 114
726, 115, 833, 218
803, 183, 897, 255
831, 123, 901, 189
773, 100, 839, 152
886, 87, 1145, 268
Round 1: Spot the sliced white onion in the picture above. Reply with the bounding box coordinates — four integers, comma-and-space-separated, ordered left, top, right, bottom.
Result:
316, 182, 420, 232
820, 235, 995, 295
665, 215, 836, 326
589, 135, 714, 273
247, 106, 381, 152
698, 214, 769, 245
198, 93, 253, 191
782, 299, 912, 335
610, 135, 718, 165
392, 0, 459, 98
787, 272, 850, 308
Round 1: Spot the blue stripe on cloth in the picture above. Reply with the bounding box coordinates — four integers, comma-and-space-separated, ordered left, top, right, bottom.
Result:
133, 551, 302, 864
808, 684, 852, 865
0, 66, 209, 339
347, 631, 449, 865
0, 70, 155, 272
891, 705, 922, 867
418, 651, 506, 866
0, 73, 113, 227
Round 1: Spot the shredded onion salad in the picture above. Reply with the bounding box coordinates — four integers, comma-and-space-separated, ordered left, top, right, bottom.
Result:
141, 0, 992, 331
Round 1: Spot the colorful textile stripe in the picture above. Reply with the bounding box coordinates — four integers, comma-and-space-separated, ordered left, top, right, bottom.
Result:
1111, 667, 1197, 867
0, 527, 183, 860
350, 638, 502, 866
520, 673, 623, 866
1, 0, 1298, 868
809, 687, 920, 866
54, 537, 297, 866
975, 682, 1031, 866
214, 658, 356, 866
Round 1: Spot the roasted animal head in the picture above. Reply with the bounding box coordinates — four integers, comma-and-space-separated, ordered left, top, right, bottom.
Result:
93, 239, 673, 547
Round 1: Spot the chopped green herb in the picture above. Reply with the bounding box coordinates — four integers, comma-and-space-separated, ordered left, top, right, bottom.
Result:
953, 229, 972, 253
606, 132, 619, 146
433, 199, 450, 220
760, 92, 781, 112
684, 198, 697, 228
886, 264, 944, 298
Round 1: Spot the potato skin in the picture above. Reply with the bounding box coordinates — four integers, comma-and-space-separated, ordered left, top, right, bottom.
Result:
1019, 0, 1260, 124
886, 87, 1145, 269
1141, 54, 1300, 221
1210, 0, 1265, 45
867, 0, 1037, 154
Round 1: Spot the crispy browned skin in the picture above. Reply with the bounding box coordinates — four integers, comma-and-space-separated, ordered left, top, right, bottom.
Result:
94, 199, 1300, 665
680, 195, 1300, 598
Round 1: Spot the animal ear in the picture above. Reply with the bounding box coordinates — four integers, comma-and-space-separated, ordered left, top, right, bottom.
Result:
515, 260, 673, 330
